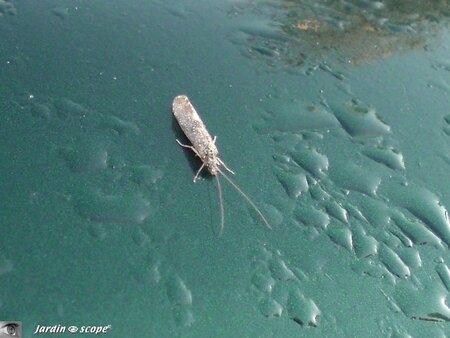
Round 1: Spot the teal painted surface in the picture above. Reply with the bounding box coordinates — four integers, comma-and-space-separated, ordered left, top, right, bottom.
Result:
1, 0, 450, 337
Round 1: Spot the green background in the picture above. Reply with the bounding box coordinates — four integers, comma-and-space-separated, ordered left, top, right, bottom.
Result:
1, 0, 450, 337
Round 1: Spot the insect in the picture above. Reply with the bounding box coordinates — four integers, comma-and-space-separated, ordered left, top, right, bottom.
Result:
172, 95, 272, 235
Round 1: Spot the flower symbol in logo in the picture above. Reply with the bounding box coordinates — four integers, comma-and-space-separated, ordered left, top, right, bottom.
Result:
68, 326, 78, 333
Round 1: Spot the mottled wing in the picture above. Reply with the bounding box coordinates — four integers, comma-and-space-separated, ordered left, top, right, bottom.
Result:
172, 95, 217, 159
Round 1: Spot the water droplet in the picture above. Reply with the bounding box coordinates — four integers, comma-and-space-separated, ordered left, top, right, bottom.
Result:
436, 263, 450, 291
165, 274, 192, 306
295, 205, 330, 229
331, 101, 390, 138
259, 298, 283, 318
268, 257, 296, 281
379, 243, 410, 279
326, 224, 353, 252
325, 200, 348, 223
275, 169, 308, 198
290, 146, 329, 177
287, 290, 320, 327
251, 272, 276, 294
362, 146, 405, 170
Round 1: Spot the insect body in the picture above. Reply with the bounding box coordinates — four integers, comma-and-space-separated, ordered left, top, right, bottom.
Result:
172, 95, 233, 180
172, 95, 271, 234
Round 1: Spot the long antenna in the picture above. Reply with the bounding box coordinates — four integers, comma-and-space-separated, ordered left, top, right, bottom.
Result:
215, 175, 225, 236
217, 168, 272, 230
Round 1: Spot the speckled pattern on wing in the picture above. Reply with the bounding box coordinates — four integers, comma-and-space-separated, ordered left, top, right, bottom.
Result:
172, 95, 219, 175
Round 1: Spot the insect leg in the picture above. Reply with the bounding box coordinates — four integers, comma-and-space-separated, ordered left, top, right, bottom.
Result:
176, 139, 205, 182
176, 139, 200, 157
218, 158, 235, 175
193, 163, 205, 183
211, 136, 236, 175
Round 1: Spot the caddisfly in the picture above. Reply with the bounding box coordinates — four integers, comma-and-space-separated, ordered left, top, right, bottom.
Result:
172, 95, 272, 235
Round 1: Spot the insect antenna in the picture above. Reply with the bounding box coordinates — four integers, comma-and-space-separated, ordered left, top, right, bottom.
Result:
217, 168, 272, 230
215, 174, 225, 236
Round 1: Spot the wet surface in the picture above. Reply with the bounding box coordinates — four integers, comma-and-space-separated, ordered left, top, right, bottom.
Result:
1, 0, 449, 336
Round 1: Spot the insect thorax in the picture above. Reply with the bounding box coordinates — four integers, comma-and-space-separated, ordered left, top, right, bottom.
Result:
203, 146, 219, 175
